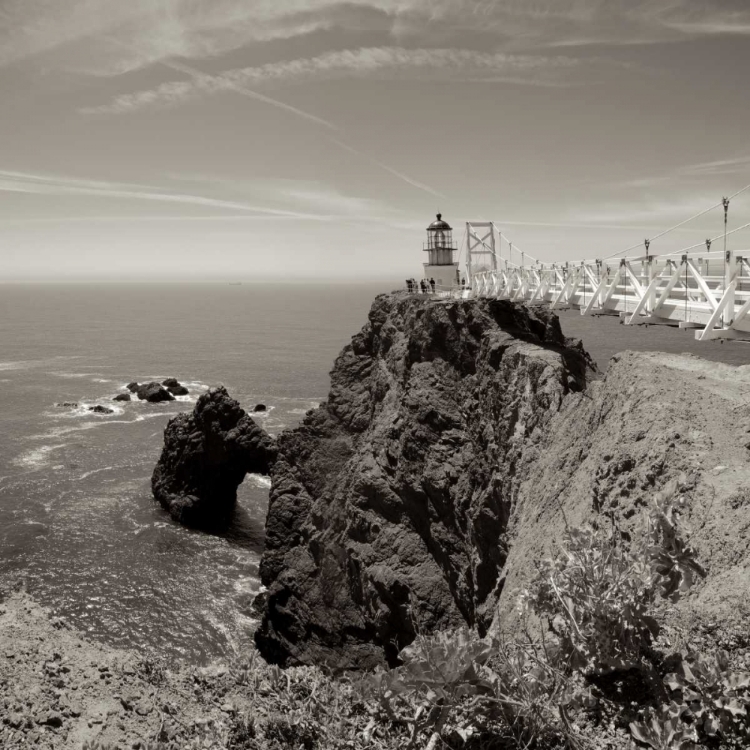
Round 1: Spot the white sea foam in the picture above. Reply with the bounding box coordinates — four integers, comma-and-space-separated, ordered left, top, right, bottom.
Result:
68, 402, 126, 418
134, 412, 173, 422
13, 444, 66, 469
246, 474, 272, 489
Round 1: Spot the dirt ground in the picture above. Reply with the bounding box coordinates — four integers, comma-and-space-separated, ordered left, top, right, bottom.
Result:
0, 591, 247, 749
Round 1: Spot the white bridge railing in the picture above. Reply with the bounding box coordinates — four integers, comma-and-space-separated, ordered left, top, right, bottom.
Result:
467, 253, 750, 341
462, 202, 750, 342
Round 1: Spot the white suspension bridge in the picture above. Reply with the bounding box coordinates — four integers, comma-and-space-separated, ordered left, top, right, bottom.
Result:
451, 182, 750, 342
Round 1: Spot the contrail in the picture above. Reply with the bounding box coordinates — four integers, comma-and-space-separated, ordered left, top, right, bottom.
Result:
158, 56, 337, 131
327, 137, 448, 200
101, 36, 446, 200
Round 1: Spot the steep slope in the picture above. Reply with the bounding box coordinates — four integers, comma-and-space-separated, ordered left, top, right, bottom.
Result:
494, 350, 750, 645
255, 292, 595, 668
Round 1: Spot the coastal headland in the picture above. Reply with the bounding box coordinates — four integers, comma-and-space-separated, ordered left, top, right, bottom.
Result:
3, 291, 750, 749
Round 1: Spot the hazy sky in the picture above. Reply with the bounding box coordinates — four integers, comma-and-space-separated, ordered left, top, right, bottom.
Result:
1, 0, 749, 280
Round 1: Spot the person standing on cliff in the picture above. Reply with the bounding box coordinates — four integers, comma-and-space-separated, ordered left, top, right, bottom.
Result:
406, 279, 413, 293
430, 277, 436, 293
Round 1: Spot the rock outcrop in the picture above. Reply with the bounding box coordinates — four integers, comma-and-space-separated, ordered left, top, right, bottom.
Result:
254, 293, 594, 668
137, 382, 175, 403
151, 386, 277, 527
162, 378, 189, 396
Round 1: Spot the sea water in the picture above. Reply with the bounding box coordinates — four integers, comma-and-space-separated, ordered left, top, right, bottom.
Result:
0, 282, 391, 663
1, 283, 748, 665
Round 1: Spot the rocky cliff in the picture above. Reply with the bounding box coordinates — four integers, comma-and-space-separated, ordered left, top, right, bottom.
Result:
152, 386, 277, 528
254, 293, 595, 668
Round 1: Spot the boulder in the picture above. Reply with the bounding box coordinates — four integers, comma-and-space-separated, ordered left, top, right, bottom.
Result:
254, 293, 595, 669
162, 378, 180, 388
152, 386, 277, 528
136, 382, 175, 403
126, 382, 139, 393
88, 405, 114, 415
253, 404, 266, 412
113, 393, 131, 402
167, 385, 189, 396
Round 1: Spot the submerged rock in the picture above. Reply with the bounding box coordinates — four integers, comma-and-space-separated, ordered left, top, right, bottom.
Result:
55, 402, 78, 408
113, 393, 131, 402
254, 292, 595, 669
151, 386, 277, 528
136, 382, 174, 403
253, 404, 266, 412
162, 378, 180, 388
88, 405, 114, 415
126, 382, 139, 393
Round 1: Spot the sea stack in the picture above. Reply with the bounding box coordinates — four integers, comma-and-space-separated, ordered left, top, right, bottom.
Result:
151, 386, 277, 528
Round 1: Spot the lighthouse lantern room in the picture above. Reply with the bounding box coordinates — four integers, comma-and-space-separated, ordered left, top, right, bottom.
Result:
423, 213, 460, 289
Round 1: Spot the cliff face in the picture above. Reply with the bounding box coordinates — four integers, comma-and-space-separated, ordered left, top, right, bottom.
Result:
255, 293, 595, 668
152, 387, 277, 528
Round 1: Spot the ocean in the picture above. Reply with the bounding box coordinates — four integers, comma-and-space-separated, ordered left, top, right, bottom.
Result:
1, 283, 748, 665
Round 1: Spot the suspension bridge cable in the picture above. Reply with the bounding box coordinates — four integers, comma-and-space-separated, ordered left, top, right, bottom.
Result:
663, 221, 750, 257
494, 226, 539, 263
600, 182, 750, 262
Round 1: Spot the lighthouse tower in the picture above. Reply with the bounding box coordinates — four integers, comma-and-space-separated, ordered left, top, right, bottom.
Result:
423, 213, 460, 290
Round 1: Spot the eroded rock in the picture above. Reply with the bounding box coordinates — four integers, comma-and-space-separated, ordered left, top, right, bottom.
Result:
151, 386, 277, 527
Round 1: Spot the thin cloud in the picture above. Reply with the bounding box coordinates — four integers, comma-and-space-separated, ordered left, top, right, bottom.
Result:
4, 1, 750, 75
610, 156, 750, 190
85, 39, 447, 200
82, 47, 583, 116
0, 169, 328, 219
99, 35, 336, 130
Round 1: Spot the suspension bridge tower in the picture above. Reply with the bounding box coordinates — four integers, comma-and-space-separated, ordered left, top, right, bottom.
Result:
423, 213, 460, 289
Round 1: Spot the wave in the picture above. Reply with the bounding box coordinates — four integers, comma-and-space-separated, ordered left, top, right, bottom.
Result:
0, 360, 34, 371
78, 465, 118, 480
49, 371, 100, 379
0, 355, 83, 372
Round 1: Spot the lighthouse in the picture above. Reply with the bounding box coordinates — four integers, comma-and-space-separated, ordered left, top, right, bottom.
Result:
423, 213, 460, 290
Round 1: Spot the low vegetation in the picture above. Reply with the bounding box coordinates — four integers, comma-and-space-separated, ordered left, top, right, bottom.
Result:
164, 481, 742, 750
353, 482, 749, 750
